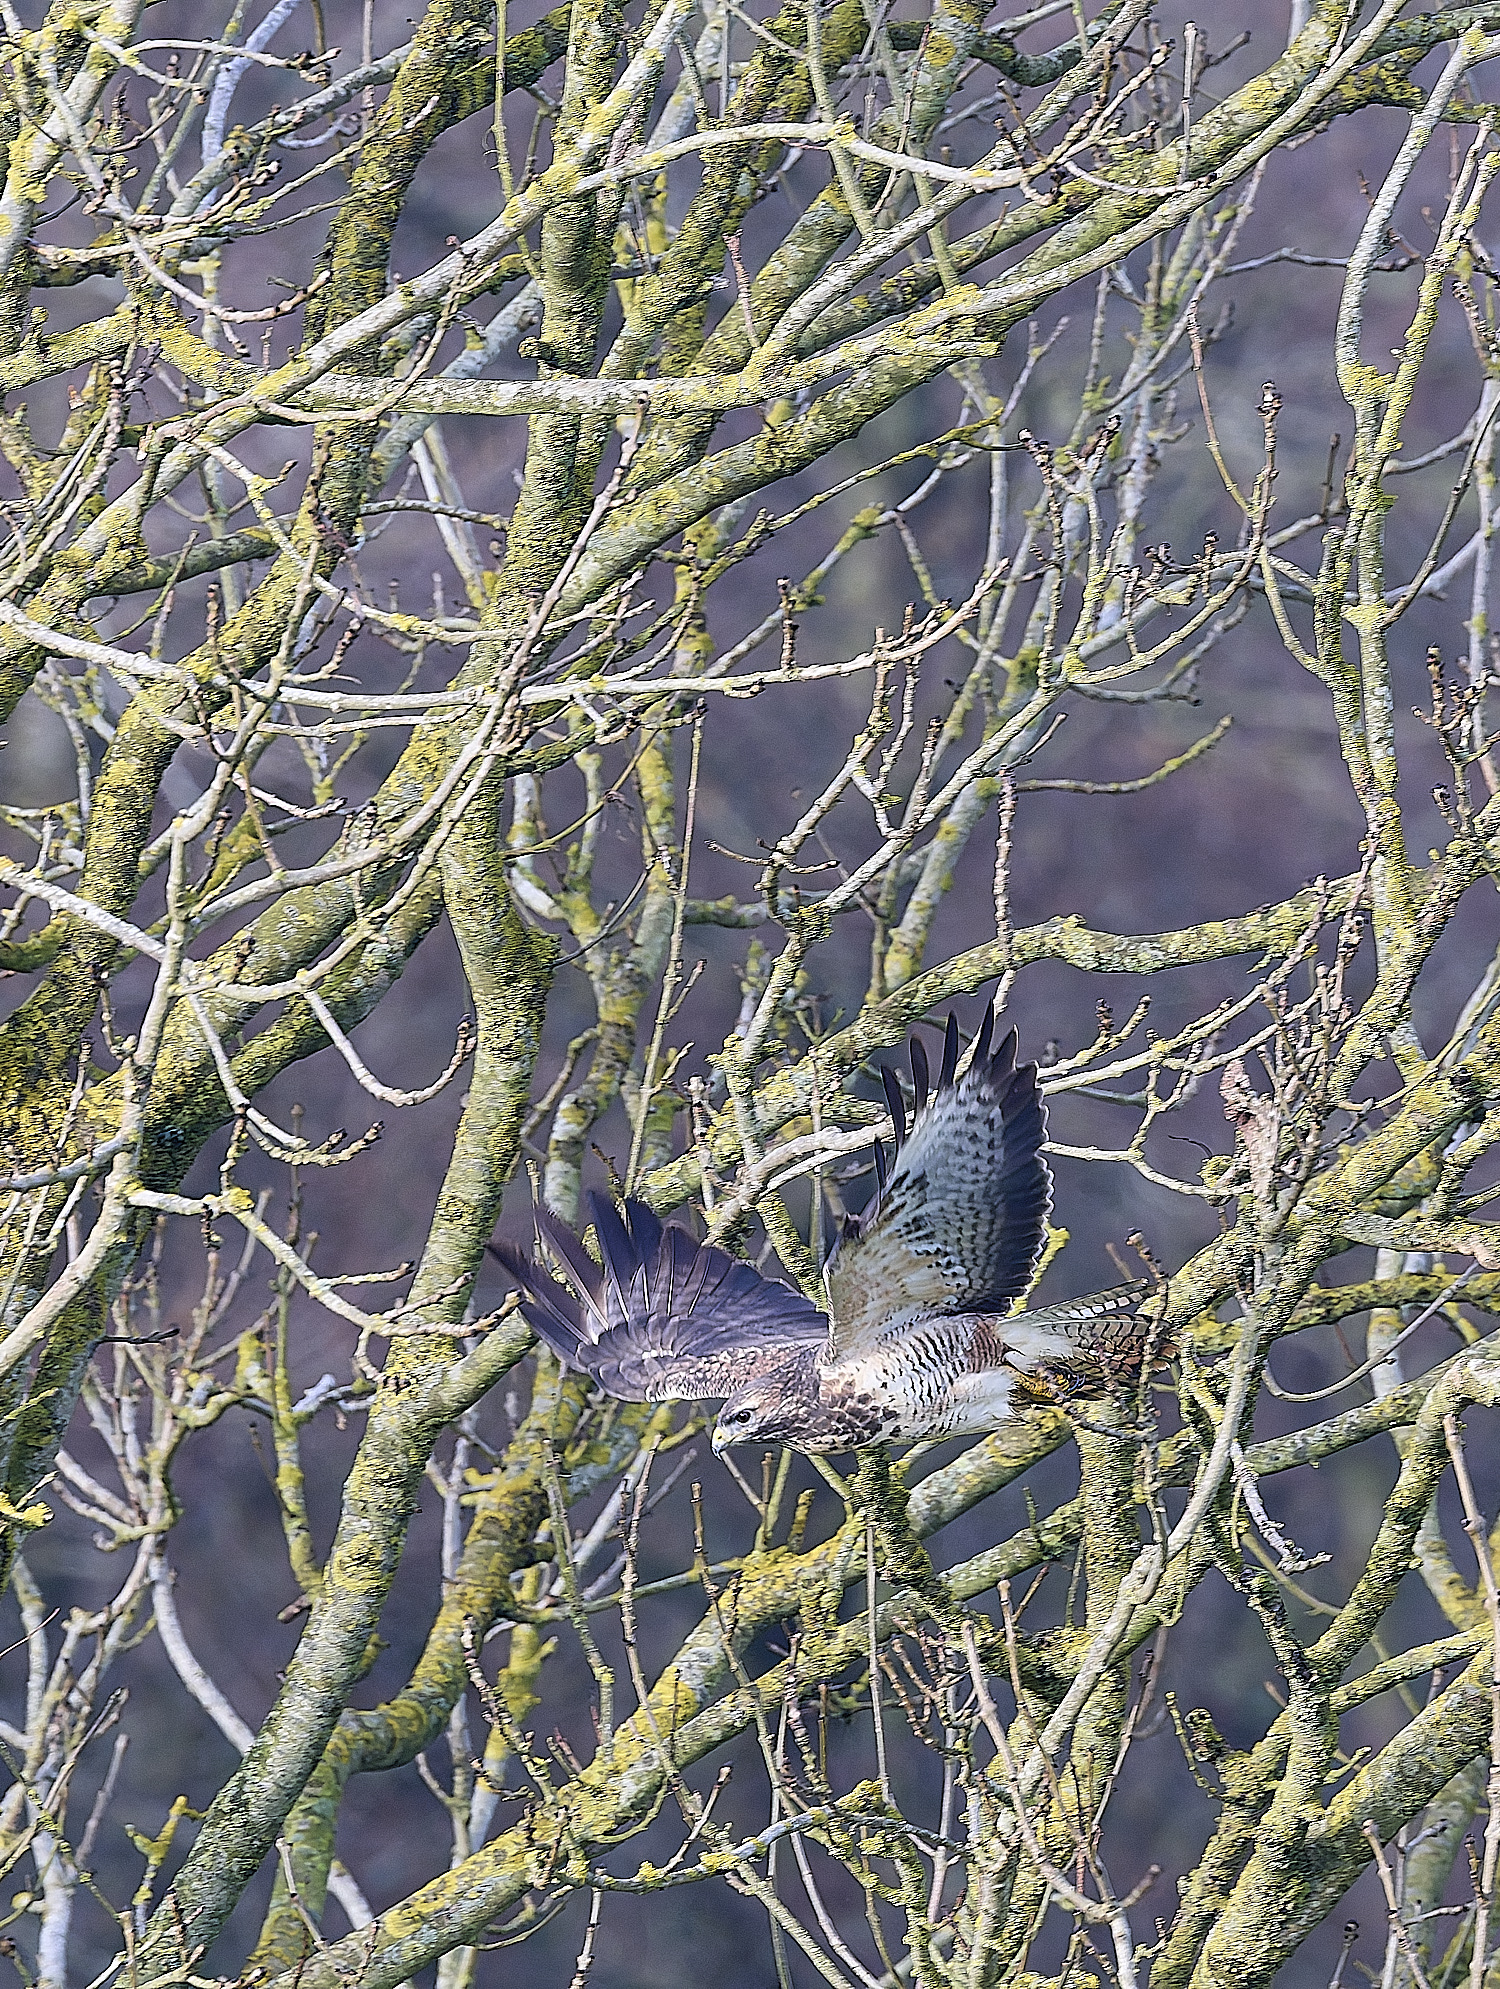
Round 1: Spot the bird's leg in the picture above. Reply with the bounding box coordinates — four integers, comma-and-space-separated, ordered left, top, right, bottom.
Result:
1013, 1360, 1159, 1445
854, 1446, 963, 1637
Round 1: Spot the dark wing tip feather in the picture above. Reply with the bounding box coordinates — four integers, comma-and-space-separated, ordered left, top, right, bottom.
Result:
537, 1206, 605, 1301
880, 1064, 907, 1153
940, 1011, 960, 1089
910, 1036, 930, 1119
986, 1022, 1019, 1086
587, 1190, 638, 1292
973, 999, 995, 1072
487, 1237, 529, 1279
489, 1233, 591, 1369
625, 1197, 663, 1259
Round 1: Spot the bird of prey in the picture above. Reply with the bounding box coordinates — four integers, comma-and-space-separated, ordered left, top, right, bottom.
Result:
494, 1008, 1163, 1454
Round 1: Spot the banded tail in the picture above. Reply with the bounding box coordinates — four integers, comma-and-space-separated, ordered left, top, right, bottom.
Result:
1012, 1281, 1174, 1403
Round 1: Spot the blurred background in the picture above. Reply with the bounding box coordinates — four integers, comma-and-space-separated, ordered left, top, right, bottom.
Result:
4, 0, 1500, 1981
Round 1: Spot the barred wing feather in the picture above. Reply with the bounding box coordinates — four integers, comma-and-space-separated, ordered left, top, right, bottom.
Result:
824, 1014, 1051, 1364
493, 1192, 827, 1402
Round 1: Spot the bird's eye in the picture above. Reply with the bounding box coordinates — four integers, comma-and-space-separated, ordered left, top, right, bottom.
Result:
726, 1407, 752, 1425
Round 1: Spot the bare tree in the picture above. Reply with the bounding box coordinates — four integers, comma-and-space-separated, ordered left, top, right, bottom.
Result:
4, 1, 1500, 1985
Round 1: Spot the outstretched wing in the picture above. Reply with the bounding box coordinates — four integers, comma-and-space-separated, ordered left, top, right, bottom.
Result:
823, 1008, 1051, 1364
493, 1192, 828, 1402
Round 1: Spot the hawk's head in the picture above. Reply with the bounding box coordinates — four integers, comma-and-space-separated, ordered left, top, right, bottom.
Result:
710, 1385, 801, 1453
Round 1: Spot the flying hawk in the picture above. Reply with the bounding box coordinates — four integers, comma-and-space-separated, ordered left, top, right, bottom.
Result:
494, 1009, 1163, 1454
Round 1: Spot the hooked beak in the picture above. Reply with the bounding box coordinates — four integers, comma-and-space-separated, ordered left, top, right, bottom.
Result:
710, 1422, 729, 1456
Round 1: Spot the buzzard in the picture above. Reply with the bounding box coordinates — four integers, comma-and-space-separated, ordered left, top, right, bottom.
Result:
494, 1008, 1162, 1454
